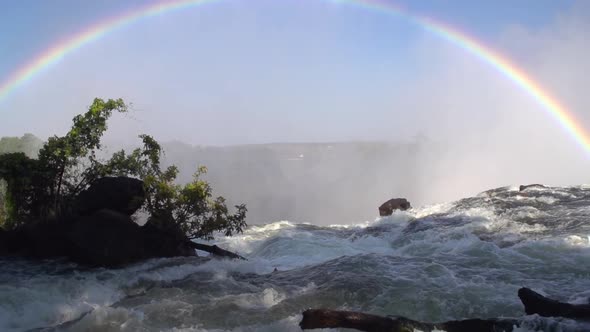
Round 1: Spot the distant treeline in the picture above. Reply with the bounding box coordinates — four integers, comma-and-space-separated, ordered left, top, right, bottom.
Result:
0, 133, 437, 225
0, 134, 44, 225
0, 134, 43, 158
160, 140, 439, 225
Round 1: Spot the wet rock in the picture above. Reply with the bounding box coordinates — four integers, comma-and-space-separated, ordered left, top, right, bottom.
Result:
74, 176, 145, 216
142, 219, 196, 259
378, 198, 411, 216
0, 176, 242, 267
66, 209, 196, 267
66, 209, 146, 266
0, 228, 8, 254
0, 227, 24, 255
23, 219, 72, 258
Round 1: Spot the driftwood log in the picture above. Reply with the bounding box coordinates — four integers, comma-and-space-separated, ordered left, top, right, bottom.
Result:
519, 184, 547, 191
188, 242, 246, 260
299, 288, 590, 332
299, 309, 517, 332
518, 287, 590, 319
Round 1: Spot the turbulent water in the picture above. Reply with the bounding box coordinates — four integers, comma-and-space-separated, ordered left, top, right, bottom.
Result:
2, 185, 590, 332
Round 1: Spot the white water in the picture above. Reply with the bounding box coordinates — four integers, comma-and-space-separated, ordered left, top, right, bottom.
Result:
1, 185, 590, 331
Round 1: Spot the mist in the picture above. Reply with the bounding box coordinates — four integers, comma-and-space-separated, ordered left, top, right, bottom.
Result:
2, 0, 590, 225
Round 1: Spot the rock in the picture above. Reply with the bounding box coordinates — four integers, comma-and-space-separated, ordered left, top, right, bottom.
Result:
23, 219, 72, 258
65, 209, 196, 267
1, 174, 251, 267
519, 184, 546, 192
66, 209, 147, 266
0, 228, 22, 255
142, 220, 196, 258
1, 208, 198, 267
379, 198, 411, 216
0, 228, 9, 254
189, 242, 246, 260
74, 177, 145, 216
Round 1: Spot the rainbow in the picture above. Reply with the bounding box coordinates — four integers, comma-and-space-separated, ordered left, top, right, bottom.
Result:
1, 0, 588, 152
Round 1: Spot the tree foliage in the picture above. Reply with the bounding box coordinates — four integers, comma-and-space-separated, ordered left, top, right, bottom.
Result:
0, 98, 247, 239
0, 153, 38, 228
0, 134, 44, 226
0, 98, 128, 225
143, 164, 247, 240
101, 134, 247, 240
35, 98, 128, 217
0, 180, 5, 227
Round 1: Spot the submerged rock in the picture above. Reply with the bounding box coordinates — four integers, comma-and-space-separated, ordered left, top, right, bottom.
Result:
378, 198, 411, 216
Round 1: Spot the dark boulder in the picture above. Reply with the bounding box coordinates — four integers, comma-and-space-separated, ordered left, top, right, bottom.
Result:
0, 217, 78, 258
66, 209, 146, 266
23, 219, 72, 258
379, 198, 411, 216
1, 209, 198, 267
0, 228, 24, 255
74, 177, 145, 216
65, 209, 196, 267
0, 228, 9, 254
142, 218, 196, 258
0, 175, 248, 267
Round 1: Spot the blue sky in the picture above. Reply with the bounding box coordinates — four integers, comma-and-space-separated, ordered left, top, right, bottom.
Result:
0, 0, 584, 145
0, 0, 573, 70
0, 0, 574, 89
0, 0, 572, 75
2, 0, 590, 198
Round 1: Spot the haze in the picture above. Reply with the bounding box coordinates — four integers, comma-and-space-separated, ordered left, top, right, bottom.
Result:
1, 0, 589, 224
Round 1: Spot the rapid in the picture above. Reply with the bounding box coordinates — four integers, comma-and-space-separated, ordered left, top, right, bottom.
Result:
1, 185, 590, 331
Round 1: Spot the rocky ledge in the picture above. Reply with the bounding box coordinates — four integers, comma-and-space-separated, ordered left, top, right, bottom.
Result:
0, 176, 241, 267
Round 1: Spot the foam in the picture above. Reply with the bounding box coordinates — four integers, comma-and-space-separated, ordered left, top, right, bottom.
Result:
2, 185, 590, 331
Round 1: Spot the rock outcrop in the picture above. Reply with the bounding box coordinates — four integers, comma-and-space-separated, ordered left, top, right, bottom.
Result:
73, 176, 145, 216
378, 198, 411, 216
67, 209, 145, 266
0, 228, 22, 255
66, 209, 197, 266
0, 176, 201, 267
